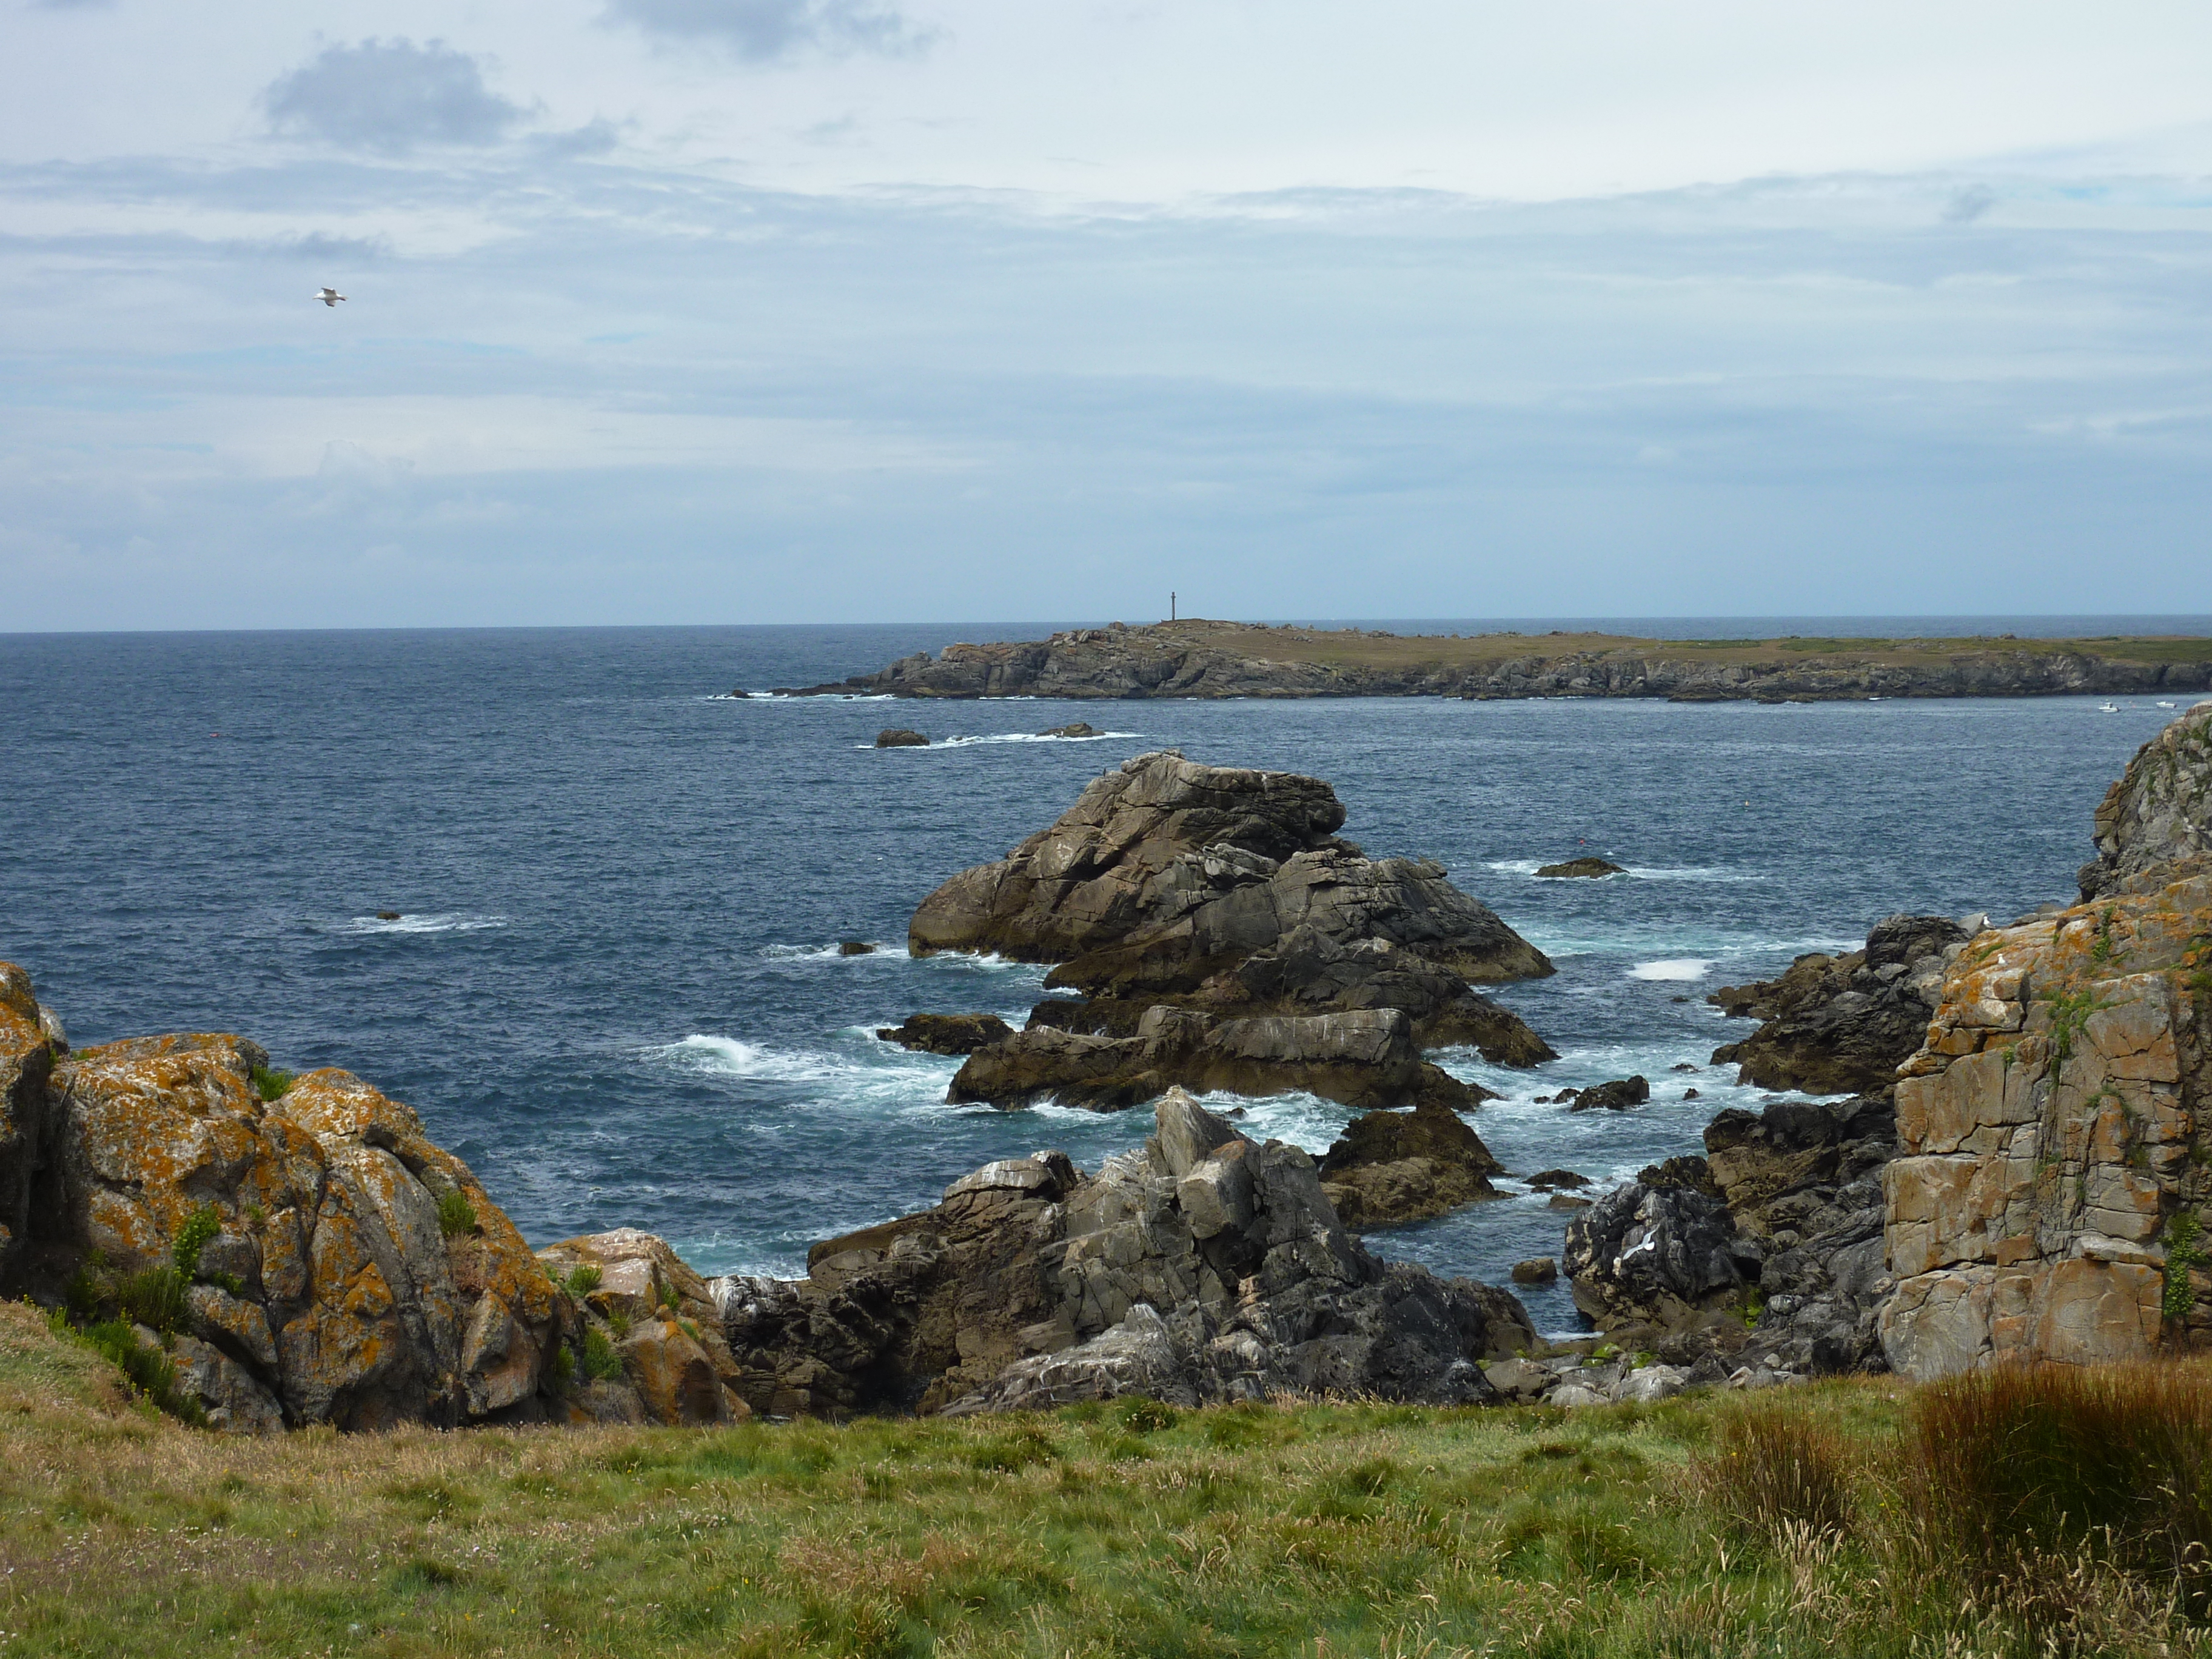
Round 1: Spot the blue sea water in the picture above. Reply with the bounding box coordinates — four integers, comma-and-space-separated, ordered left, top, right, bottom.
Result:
0, 622, 2200, 1333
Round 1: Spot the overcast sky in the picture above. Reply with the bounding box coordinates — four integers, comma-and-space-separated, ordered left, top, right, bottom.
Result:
5, 1, 2212, 629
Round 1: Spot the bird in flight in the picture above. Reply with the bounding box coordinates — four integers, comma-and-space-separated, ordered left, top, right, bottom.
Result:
316, 287, 346, 307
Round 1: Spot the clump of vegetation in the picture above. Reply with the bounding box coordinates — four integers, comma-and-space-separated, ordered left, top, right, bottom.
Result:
1899, 1359, 2212, 1614
1116, 1396, 1178, 1434
1694, 1402, 1855, 1543
580, 1328, 625, 1382
563, 1262, 603, 1298
249, 1064, 294, 1101
437, 1189, 478, 1238
115, 1265, 189, 1336
2168, 1212, 2206, 1324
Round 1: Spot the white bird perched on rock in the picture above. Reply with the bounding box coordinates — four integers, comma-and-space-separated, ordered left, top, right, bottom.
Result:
315, 287, 346, 307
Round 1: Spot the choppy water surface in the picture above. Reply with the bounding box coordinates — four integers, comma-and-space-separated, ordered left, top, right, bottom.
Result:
0, 624, 2191, 1331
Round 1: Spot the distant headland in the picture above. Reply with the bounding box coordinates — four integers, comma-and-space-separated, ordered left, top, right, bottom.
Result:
769, 618, 2212, 702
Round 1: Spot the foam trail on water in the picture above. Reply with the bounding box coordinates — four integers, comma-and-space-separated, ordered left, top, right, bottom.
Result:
1627, 958, 1713, 981
331, 913, 510, 936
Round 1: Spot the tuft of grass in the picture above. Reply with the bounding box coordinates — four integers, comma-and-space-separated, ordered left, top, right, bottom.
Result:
2168, 1212, 2206, 1324
1116, 1396, 1179, 1435
76, 1318, 205, 1426
171, 1204, 220, 1279
1900, 1359, 2212, 1612
249, 1064, 294, 1102
437, 1188, 478, 1239
1694, 1403, 1855, 1544
563, 1262, 603, 1298
115, 1265, 189, 1336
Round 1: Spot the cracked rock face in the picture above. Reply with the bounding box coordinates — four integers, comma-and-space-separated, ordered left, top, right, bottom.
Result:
1878, 876, 2212, 1378
711, 1090, 1536, 1417
2080, 699, 2212, 901
1563, 1165, 1764, 1339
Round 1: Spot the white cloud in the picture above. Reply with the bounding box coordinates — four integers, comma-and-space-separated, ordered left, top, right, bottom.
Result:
263, 39, 529, 153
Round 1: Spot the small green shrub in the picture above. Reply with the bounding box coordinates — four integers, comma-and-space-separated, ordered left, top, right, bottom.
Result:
656, 1279, 681, 1313
606, 1308, 632, 1341
2167, 1213, 2205, 1324
545, 1344, 577, 1393
437, 1190, 477, 1239
249, 1064, 294, 1102
115, 1266, 189, 1335
563, 1263, 602, 1298
1116, 1396, 1178, 1435
172, 1204, 221, 1278
581, 1328, 625, 1382
62, 1264, 104, 1323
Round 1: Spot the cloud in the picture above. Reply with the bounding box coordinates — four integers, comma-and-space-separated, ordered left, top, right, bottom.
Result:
604, 0, 937, 62
263, 39, 528, 153
1942, 183, 1997, 224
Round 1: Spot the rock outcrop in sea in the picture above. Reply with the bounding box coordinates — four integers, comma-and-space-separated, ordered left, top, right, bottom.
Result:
772, 619, 2212, 703
1708, 914, 1971, 1094
907, 751, 1553, 1125
711, 1090, 1537, 1416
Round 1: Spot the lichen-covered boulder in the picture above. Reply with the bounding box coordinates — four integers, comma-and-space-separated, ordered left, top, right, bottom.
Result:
0, 965, 59, 1284
5, 987, 571, 1432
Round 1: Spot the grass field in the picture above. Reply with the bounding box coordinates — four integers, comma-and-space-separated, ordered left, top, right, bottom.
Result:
1128, 621, 2212, 675
3, 1302, 2208, 1659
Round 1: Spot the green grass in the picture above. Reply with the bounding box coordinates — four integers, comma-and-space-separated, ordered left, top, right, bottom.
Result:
249, 1064, 294, 1102
2, 1302, 2209, 1657
436, 1190, 478, 1239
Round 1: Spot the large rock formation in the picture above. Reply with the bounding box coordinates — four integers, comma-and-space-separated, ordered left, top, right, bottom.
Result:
1879, 703, 2212, 1378
1562, 1161, 1765, 1353
1709, 914, 1970, 1094
0, 980, 572, 1432
2080, 700, 2212, 900
708, 1090, 1537, 1416
908, 751, 1551, 1116
0, 965, 61, 1285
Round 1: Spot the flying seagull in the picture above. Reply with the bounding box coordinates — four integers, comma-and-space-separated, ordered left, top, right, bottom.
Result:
315, 287, 346, 307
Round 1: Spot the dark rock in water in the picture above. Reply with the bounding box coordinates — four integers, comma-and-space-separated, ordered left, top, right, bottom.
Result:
1526, 1168, 1590, 1191
376, 910, 401, 920
838, 940, 877, 956
1511, 1257, 1558, 1285
1547, 1193, 1592, 1210
876, 728, 929, 748
1535, 857, 1626, 879
1706, 914, 1968, 1093
1683, 1087, 1700, 1099
1317, 1098, 1503, 1228
726, 688, 750, 699
1670, 1062, 1697, 1072
1038, 722, 1099, 738
948, 1006, 1484, 1114
876, 1013, 1014, 1054
1567, 1074, 1649, 1112
710, 1090, 1537, 1416
2078, 699, 2212, 899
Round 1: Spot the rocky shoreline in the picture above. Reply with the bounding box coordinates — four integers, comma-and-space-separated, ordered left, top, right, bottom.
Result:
769, 618, 2212, 703
5, 700, 2208, 1432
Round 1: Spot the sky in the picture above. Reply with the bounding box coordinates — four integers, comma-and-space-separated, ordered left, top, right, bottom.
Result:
4, 2, 2212, 629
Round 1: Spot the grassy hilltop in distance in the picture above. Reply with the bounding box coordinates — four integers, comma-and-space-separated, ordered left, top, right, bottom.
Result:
777, 619, 2212, 701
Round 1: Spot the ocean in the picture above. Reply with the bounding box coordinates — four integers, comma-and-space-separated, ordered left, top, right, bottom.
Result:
1, 621, 2201, 1333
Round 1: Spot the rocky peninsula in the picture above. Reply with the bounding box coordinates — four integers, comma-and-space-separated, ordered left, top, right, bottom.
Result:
774, 618, 2212, 702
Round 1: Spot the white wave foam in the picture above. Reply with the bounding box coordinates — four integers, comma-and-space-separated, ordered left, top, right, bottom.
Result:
1628, 958, 1713, 981
655, 1034, 961, 1099
759, 943, 893, 962
333, 913, 509, 936
1620, 866, 1766, 883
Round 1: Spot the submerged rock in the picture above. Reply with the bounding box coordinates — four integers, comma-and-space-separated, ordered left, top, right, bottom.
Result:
1567, 1075, 1650, 1112
838, 940, 878, 956
1535, 857, 1626, 879
1038, 722, 1099, 738
876, 1013, 1014, 1054
711, 1089, 1536, 1416
876, 728, 929, 748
